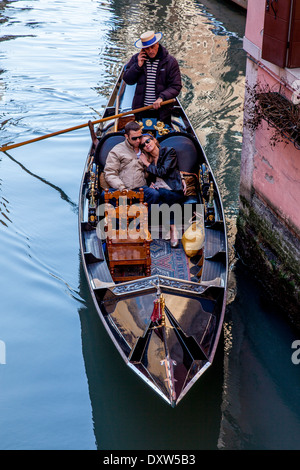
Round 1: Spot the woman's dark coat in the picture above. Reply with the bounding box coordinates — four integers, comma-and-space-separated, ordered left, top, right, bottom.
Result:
146, 146, 183, 192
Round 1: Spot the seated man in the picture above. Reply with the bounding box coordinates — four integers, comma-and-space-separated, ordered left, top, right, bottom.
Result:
103, 121, 160, 207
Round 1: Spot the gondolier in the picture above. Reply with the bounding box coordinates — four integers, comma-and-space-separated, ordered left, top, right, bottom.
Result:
123, 30, 182, 124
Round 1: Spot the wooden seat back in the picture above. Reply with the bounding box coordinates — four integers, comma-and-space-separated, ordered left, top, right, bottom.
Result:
103, 188, 152, 281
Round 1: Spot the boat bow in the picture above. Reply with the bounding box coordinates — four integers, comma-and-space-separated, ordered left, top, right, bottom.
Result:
95, 275, 224, 406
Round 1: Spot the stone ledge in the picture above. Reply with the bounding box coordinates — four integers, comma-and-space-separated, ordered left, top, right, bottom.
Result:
243, 36, 300, 94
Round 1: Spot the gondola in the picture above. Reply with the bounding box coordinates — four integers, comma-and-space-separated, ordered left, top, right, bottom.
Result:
78, 66, 228, 407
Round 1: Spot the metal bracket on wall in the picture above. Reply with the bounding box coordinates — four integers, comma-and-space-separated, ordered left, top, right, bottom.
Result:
266, 0, 279, 19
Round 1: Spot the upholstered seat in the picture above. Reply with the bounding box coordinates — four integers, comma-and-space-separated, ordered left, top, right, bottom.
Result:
158, 132, 202, 174
94, 132, 125, 169
158, 132, 201, 204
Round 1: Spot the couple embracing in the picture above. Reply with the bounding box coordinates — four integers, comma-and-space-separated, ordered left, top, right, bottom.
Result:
103, 121, 184, 248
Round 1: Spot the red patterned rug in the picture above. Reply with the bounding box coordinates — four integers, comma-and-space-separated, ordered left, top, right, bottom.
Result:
150, 239, 191, 280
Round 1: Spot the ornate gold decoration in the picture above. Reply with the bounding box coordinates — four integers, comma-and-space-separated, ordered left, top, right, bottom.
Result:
208, 181, 214, 207
154, 121, 169, 135
160, 294, 166, 326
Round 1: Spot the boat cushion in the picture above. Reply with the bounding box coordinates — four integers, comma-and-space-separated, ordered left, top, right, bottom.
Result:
94, 132, 125, 169
158, 133, 200, 174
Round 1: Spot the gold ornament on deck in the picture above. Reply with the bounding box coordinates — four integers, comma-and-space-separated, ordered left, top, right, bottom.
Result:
208, 181, 214, 207
160, 294, 166, 327
154, 121, 169, 135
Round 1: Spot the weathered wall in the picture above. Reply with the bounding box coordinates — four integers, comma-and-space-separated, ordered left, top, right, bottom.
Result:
244, 0, 263, 47
252, 104, 300, 232
236, 0, 300, 329
236, 194, 300, 329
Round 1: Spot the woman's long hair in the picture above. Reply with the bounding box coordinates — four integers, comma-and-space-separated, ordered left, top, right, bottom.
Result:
140, 134, 160, 163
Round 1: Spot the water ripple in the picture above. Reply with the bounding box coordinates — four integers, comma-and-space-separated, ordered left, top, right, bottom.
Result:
0, 0, 249, 451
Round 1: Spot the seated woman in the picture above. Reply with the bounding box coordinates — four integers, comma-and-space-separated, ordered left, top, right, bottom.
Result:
139, 134, 184, 248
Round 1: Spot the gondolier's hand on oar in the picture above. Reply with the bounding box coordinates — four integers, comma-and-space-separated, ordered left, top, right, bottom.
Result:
152, 97, 163, 109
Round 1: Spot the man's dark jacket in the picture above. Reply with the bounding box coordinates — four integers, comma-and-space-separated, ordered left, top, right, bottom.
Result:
123, 45, 182, 122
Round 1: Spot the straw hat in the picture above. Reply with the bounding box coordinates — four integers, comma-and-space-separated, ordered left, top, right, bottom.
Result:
134, 30, 163, 48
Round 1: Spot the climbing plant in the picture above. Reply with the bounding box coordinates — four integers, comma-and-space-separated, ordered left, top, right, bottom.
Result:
244, 82, 300, 149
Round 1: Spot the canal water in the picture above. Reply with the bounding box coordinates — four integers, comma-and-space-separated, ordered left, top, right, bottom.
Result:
0, 0, 299, 450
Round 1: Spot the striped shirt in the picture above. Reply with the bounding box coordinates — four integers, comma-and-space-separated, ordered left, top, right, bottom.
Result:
144, 59, 159, 106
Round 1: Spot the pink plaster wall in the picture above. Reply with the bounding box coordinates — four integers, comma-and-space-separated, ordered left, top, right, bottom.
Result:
253, 120, 300, 231
256, 66, 293, 99
240, 0, 300, 316
250, 66, 300, 232
243, 5, 300, 234
245, 0, 265, 49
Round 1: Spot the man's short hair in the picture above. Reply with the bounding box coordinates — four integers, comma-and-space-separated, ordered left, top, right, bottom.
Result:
124, 121, 141, 135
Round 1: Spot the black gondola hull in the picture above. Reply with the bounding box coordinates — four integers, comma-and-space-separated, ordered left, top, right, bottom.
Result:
79, 67, 228, 406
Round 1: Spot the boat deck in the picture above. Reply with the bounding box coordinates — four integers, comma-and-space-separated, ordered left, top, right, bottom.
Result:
81, 220, 226, 289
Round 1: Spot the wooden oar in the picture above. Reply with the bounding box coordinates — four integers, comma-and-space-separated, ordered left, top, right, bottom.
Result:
114, 95, 120, 133
0, 99, 175, 152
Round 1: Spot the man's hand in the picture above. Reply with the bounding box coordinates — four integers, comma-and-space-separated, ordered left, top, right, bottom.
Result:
152, 97, 163, 109
138, 50, 148, 67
